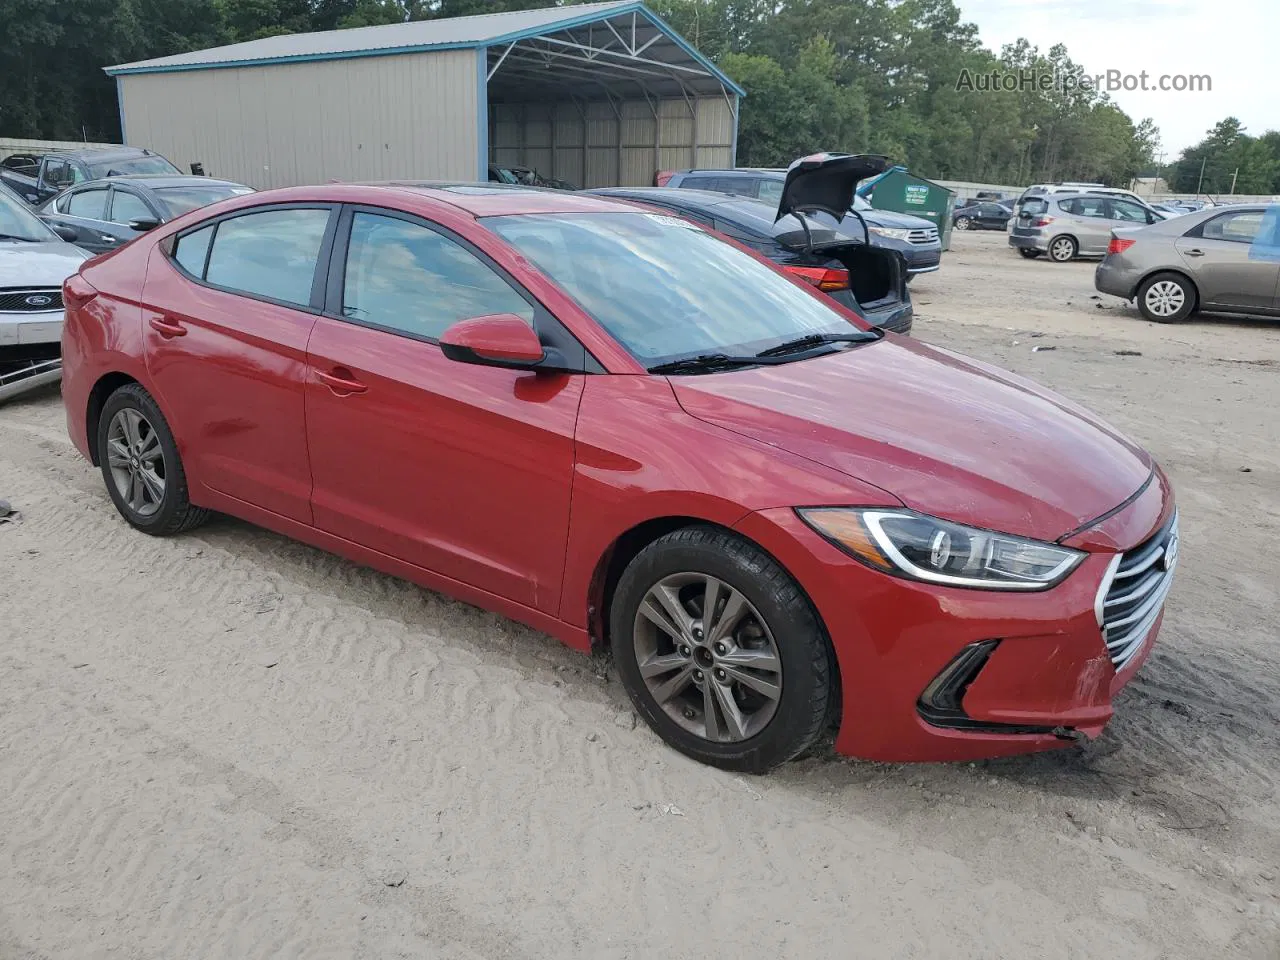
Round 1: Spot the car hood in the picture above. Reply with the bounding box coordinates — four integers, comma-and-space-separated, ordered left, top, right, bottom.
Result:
671, 337, 1153, 542
0, 240, 89, 287
856, 207, 936, 230
777, 154, 891, 222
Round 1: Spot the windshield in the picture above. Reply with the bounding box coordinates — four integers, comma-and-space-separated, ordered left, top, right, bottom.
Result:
155, 184, 252, 217
0, 188, 57, 242
88, 155, 180, 178
486, 212, 864, 368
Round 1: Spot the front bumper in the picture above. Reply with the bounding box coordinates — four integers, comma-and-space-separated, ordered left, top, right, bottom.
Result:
734, 471, 1175, 762
0, 310, 64, 361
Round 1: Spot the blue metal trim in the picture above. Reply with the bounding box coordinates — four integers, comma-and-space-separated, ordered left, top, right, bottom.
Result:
116, 76, 127, 141
477, 48, 489, 180
103, 2, 747, 98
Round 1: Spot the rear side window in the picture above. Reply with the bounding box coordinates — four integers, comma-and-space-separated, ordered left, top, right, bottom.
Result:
172, 225, 214, 276
204, 208, 330, 307
757, 179, 784, 205
67, 188, 107, 219
341, 212, 533, 340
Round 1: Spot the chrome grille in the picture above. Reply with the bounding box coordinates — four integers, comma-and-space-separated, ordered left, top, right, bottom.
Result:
1097, 512, 1179, 670
907, 228, 939, 245
0, 287, 63, 312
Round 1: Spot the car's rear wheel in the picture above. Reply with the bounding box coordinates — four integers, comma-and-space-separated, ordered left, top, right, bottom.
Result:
611, 526, 833, 773
1018, 248, 1041, 259
1137, 272, 1196, 322
97, 383, 209, 536
1048, 236, 1078, 262
955, 216, 972, 231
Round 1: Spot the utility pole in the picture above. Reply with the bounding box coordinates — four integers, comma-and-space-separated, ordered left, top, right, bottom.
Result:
1230, 167, 1239, 194
1195, 156, 1207, 195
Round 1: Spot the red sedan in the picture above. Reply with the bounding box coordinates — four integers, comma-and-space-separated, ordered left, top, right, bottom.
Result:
60, 160, 1178, 772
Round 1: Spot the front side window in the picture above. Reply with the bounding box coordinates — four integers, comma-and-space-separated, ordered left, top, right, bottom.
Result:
342, 212, 533, 340
110, 190, 153, 225
0, 189, 57, 242
44, 160, 72, 188
487, 212, 864, 367
204, 208, 330, 307
1109, 200, 1149, 222
67, 188, 108, 220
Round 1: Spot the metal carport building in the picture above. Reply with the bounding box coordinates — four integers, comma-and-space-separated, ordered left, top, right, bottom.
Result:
104, 1, 743, 191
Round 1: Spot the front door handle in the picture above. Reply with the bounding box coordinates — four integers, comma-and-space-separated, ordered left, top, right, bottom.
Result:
149, 315, 186, 337
317, 368, 367, 396
1185, 248, 1205, 257
100, 234, 120, 244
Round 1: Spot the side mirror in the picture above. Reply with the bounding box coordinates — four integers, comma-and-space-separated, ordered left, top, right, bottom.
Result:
128, 218, 161, 232
52, 225, 78, 242
439, 314, 546, 369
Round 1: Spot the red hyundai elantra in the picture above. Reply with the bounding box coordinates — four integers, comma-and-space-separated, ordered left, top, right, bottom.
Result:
60, 156, 1178, 772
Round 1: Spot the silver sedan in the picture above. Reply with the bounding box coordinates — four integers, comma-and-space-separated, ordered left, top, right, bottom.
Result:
1094, 204, 1280, 322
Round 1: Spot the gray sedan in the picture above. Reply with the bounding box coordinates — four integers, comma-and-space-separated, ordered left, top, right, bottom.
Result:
1094, 204, 1279, 322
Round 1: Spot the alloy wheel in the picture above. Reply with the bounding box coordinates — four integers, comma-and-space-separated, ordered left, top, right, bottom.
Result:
1050, 238, 1075, 261
1144, 280, 1186, 318
106, 408, 167, 518
955, 217, 971, 230
632, 572, 782, 743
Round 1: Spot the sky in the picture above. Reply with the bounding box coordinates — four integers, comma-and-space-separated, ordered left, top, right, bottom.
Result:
957, 0, 1277, 158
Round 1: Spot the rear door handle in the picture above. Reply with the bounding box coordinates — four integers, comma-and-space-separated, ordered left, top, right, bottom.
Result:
316, 368, 368, 395
1185, 248, 1205, 257
149, 315, 186, 337
100, 234, 121, 244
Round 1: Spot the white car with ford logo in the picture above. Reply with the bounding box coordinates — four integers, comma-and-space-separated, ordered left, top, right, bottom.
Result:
0, 185, 89, 402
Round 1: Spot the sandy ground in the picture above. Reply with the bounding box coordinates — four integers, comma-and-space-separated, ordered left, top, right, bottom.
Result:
1, 229, 1278, 959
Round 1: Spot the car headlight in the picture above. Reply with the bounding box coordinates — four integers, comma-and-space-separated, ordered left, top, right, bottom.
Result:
797, 508, 1085, 590
868, 227, 913, 241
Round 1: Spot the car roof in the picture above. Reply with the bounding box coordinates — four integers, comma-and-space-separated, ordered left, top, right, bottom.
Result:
590, 187, 747, 209
207, 181, 644, 218
677, 168, 783, 181
48, 146, 160, 162
90, 175, 247, 189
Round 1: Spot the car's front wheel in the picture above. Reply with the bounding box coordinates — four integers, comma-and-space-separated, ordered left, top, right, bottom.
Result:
1137, 272, 1196, 322
955, 216, 972, 231
611, 526, 833, 772
1048, 236, 1078, 262
97, 383, 210, 536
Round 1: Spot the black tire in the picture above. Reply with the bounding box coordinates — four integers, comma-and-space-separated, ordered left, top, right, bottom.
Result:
955, 216, 972, 231
610, 525, 833, 773
97, 383, 210, 536
1047, 235, 1078, 262
1136, 271, 1197, 323
1018, 248, 1041, 259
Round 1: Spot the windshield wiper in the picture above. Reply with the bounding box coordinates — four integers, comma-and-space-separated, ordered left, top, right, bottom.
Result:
648, 353, 761, 375
0, 233, 39, 242
755, 330, 881, 359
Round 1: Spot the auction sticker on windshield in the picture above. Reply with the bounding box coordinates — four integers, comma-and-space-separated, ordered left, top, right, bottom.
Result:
644, 214, 700, 229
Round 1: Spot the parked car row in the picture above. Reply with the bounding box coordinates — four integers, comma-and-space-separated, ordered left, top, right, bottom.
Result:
55, 151, 1178, 773
657, 166, 943, 279
0, 146, 183, 206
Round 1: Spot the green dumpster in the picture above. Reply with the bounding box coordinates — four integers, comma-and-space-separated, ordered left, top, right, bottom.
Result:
858, 166, 958, 251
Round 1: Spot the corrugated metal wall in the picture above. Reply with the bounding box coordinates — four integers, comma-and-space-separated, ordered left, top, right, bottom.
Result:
490, 95, 734, 188
119, 49, 480, 189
